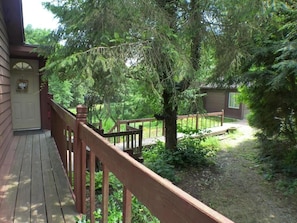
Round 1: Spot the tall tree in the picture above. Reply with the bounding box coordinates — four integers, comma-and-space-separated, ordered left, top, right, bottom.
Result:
24, 24, 51, 45
42, 0, 259, 150
241, 1, 297, 145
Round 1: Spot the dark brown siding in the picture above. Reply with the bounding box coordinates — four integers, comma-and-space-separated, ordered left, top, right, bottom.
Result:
0, 2, 13, 167
224, 90, 244, 119
202, 89, 245, 120
203, 90, 225, 112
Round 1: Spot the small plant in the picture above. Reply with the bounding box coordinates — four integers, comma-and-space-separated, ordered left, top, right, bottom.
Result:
143, 142, 178, 182
276, 178, 297, 195
75, 209, 102, 223
143, 131, 219, 183
85, 171, 122, 191
84, 171, 159, 222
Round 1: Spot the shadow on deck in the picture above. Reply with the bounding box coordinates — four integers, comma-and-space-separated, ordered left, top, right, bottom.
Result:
0, 131, 79, 223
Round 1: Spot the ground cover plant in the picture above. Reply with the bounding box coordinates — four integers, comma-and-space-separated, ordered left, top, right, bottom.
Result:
78, 172, 159, 223
143, 129, 219, 183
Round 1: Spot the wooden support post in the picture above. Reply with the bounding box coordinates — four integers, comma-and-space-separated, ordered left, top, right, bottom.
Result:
102, 164, 110, 223
50, 99, 55, 138
90, 150, 96, 223
123, 187, 132, 223
47, 94, 53, 130
196, 113, 199, 130
221, 109, 224, 126
117, 120, 121, 143
74, 105, 88, 213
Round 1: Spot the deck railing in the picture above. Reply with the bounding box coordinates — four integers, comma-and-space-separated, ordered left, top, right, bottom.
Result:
50, 101, 233, 223
110, 110, 224, 139
88, 123, 143, 162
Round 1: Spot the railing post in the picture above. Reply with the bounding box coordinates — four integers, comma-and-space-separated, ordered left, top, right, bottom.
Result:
196, 113, 199, 130
162, 120, 165, 136
47, 94, 53, 130
221, 109, 224, 126
117, 120, 121, 143
74, 104, 88, 213
50, 99, 55, 138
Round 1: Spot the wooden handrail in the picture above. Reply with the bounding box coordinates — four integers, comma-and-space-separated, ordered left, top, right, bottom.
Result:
109, 110, 225, 138
79, 122, 233, 223
50, 101, 233, 223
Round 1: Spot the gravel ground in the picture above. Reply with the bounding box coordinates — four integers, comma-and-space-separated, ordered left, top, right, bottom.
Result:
177, 121, 297, 223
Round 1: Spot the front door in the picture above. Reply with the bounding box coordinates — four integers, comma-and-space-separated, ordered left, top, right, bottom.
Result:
11, 59, 41, 130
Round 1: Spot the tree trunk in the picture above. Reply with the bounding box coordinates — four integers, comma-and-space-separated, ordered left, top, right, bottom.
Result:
163, 89, 177, 150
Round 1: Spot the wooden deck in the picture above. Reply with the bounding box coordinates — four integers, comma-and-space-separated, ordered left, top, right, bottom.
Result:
0, 131, 79, 223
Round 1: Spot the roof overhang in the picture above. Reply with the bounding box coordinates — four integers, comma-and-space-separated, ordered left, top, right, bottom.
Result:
2, 0, 25, 45
9, 44, 39, 59
2, 0, 45, 62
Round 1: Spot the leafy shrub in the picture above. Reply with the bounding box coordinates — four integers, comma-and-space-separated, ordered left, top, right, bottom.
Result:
83, 171, 159, 222
143, 133, 218, 183
169, 136, 217, 168
143, 142, 178, 182
258, 133, 297, 177
85, 171, 122, 192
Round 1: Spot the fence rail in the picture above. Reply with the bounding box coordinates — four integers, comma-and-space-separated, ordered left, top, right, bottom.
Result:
50, 101, 233, 223
109, 110, 224, 139
88, 123, 143, 162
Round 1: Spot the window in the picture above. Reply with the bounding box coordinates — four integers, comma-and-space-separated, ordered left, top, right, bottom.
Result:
12, 62, 33, 71
228, 92, 240, 109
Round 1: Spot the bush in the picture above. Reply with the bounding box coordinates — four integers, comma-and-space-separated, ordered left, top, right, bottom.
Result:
143, 134, 218, 183
258, 133, 297, 177
82, 171, 159, 222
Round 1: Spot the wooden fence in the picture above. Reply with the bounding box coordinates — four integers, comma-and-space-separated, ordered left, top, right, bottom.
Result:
50, 101, 233, 223
88, 123, 143, 162
109, 110, 224, 139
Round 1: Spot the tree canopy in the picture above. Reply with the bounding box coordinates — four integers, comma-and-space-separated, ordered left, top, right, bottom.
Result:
241, 1, 297, 145
41, 0, 263, 150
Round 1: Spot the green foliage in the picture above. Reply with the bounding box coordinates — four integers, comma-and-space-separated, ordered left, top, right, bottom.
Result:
238, 3, 297, 191
276, 178, 297, 195
84, 171, 159, 222
43, 0, 251, 150
48, 74, 73, 107
131, 197, 160, 223
24, 24, 51, 45
143, 133, 218, 182
85, 171, 122, 192
75, 209, 102, 223
258, 133, 297, 178
143, 142, 178, 182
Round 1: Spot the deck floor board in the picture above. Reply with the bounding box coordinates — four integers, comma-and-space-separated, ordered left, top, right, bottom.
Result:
0, 131, 79, 223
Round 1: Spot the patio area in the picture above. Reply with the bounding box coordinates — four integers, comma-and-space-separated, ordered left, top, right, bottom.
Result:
0, 131, 79, 223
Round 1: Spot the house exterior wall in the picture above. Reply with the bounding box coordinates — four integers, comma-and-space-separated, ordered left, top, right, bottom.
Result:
202, 88, 245, 120
0, 2, 13, 166
224, 90, 244, 119
202, 90, 225, 113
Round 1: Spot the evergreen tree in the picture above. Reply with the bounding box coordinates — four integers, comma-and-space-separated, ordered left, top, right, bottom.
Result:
41, 0, 260, 150
241, 1, 297, 145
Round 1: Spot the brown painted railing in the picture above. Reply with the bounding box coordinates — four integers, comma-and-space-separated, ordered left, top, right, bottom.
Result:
110, 110, 224, 139
88, 123, 143, 162
50, 101, 233, 223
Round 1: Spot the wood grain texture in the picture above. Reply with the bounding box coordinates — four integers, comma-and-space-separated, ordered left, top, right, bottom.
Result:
0, 132, 79, 222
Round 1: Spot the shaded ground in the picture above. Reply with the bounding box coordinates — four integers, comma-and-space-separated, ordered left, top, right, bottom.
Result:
177, 121, 297, 223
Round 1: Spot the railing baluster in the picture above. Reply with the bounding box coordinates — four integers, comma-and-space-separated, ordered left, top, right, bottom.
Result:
221, 109, 224, 126
50, 101, 231, 223
90, 150, 96, 223
123, 186, 132, 223
102, 164, 109, 223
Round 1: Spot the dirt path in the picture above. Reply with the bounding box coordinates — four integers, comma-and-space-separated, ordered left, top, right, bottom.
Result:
177, 122, 297, 223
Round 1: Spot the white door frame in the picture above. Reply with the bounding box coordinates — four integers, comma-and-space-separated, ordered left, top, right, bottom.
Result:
10, 59, 41, 130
